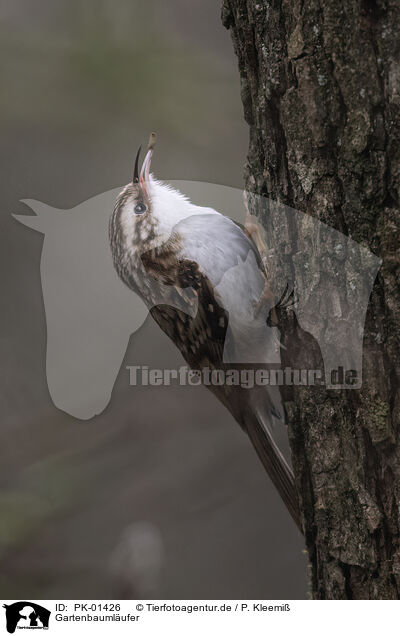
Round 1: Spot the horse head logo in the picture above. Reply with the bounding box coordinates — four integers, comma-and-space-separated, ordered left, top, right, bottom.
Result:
13, 182, 381, 420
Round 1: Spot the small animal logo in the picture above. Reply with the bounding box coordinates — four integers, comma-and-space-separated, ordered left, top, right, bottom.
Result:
3, 602, 50, 633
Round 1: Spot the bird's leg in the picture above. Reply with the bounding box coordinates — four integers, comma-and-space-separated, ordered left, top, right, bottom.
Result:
243, 196, 279, 318
244, 214, 269, 264
243, 191, 269, 257
243, 205, 275, 317
253, 276, 275, 318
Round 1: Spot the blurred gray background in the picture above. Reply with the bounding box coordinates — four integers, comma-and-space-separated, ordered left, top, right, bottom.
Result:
0, 0, 307, 598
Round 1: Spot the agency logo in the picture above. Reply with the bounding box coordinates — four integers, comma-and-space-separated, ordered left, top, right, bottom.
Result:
2, 603, 50, 633
13, 181, 381, 419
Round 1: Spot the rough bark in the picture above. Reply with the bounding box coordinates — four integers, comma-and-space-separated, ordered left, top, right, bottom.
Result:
222, 0, 400, 599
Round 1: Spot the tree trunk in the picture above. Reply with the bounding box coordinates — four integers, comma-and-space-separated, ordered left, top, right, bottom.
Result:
222, 0, 400, 599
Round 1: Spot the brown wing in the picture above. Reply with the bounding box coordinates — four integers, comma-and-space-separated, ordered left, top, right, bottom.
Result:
145, 255, 228, 370
140, 244, 243, 417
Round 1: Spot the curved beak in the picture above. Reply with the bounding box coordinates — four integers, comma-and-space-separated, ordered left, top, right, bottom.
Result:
139, 132, 157, 187
133, 145, 141, 182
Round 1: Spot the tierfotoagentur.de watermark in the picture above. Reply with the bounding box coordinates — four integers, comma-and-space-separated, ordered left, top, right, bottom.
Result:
126, 365, 359, 388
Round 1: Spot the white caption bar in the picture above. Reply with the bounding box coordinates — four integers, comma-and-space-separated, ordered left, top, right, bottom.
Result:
1, 600, 398, 635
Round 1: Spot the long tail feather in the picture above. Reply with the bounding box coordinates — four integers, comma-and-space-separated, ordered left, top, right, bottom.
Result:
243, 408, 302, 533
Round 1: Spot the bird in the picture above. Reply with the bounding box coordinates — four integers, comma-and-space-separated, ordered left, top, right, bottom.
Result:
109, 133, 301, 532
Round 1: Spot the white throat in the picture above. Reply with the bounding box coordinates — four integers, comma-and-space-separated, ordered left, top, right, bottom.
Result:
149, 177, 219, 245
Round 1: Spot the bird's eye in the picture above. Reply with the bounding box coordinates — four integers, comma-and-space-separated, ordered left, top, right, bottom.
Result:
134, 202, 147, 215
